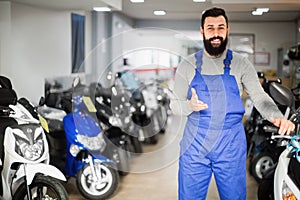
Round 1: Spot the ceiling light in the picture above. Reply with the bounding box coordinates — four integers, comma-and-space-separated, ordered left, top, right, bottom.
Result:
130, 0, 144, 3
153, 10, 166, 16
193, 0, 206, 2
251, 7, 269, 16
252, 10, 263, 15
93, 7, 111, 12
256, 8, 270, 13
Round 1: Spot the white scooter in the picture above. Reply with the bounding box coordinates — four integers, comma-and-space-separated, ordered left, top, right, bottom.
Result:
0, 75, 68, 199
257, 107, 300, 200
274, 134, 300, 199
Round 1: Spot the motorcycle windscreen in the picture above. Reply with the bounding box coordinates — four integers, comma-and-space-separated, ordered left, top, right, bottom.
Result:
63, 113, 101, 137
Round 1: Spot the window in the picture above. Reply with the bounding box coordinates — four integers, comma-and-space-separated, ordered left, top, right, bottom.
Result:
71, 13, 85, 73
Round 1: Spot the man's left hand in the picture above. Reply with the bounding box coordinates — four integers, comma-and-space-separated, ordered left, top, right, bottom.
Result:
270, 117, 296, 135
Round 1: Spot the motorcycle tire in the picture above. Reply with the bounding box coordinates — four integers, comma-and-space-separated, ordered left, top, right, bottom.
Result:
251, 152, 276, 182
76, 163, 119, 200
115, 147, 131, 176
148, 134, 158, 144
130, 136, 143, 154
13, 174, 68, 200
257, 179, 274, 200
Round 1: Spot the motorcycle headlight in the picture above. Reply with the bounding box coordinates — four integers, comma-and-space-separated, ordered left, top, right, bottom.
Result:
157, 95, 163, 101
14, 125, 44, 161
69, 144, 80, 157
140, 105, 146, 112
282, 182, 296, 200
109, 116, 122, 127
77, 132, 106, 151
130, 106, 136, 113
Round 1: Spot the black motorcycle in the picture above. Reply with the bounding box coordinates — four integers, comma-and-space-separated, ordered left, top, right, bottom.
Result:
247, 80, 296, 182
257, 106, 300, 200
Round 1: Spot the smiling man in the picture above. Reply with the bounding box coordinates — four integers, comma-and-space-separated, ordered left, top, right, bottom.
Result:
170, 7, 295, 200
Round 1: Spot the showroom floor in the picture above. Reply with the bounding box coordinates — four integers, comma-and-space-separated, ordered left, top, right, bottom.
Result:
66, 115, 259, 200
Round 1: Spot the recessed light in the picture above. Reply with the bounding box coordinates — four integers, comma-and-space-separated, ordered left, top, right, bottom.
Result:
256, 8, 269, 13
252, 10, 263, 15
193, 0, 206, 2
153, 10, 166, 16
251, 7, 269, 16
93, 7, 111, 12
130, 0, 144, 3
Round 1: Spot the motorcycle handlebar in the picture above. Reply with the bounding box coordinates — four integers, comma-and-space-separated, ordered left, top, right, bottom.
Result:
263, 106, 300, 135
263, 125, 296, 135
263, 125, 279, 133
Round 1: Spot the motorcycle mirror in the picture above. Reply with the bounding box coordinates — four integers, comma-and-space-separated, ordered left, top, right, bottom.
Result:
39, 96, 45, 106
72, 77, 81, 88
0, 105, 12, 116
269, 82, 295, 110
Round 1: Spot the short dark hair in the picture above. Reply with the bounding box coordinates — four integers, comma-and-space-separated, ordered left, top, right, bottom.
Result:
201, 7, 228, 28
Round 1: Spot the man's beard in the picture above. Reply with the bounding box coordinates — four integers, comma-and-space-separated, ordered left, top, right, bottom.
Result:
203, 34, 228, 57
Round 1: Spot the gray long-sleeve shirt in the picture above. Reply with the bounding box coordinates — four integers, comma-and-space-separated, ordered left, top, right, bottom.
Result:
170, 49, 283, 120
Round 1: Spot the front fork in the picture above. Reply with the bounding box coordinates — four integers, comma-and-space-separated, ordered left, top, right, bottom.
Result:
87, 155, 102, 183
23, 164, 32, 200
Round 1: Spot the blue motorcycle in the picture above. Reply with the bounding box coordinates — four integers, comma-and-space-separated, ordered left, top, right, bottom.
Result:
38, 93, 119, 200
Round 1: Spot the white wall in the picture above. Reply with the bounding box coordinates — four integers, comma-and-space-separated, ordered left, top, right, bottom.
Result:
10, 3, 71, 103
0, 2, 92, 104
0, 2, 11, 76
230, 22, 297, 71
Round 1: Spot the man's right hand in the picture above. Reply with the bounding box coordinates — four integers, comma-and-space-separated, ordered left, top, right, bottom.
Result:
189, 88, 208, 111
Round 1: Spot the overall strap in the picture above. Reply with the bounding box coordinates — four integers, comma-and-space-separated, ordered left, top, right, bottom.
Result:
223, 49, 233, 75
194, 50, 203, 72
194, 49, 233, 74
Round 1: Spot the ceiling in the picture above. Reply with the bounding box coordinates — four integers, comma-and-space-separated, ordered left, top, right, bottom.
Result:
122, 0, 300, 22
2, 0, 300, 22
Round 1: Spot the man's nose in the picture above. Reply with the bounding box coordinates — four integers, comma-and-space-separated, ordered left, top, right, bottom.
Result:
213, 31, 219, 37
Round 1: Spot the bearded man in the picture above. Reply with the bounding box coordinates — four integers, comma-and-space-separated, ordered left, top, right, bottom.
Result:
170, 7, 295, 200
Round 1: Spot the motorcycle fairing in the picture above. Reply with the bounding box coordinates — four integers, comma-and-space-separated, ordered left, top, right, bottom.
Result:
63, 112, 115, 177
14, 163, 66, 185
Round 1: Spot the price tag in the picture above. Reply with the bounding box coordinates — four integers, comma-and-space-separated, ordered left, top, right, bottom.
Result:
38, 115, 49, 133
83, 96, 97, 112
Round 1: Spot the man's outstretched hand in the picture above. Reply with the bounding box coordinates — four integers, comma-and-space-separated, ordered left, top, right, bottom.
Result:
189, 88, 208, 112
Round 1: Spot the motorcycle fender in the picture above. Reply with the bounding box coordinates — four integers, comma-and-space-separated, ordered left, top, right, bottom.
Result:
16, 163, 66, 185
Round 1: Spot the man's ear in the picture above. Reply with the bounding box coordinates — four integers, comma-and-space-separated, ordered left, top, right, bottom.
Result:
200, 27, 204, 35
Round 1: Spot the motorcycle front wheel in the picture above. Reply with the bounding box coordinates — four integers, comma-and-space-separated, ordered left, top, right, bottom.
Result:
251, 152, 275, 182
257, 179, 274, 200
13, 174, 68, 200
76, 163, 119, 200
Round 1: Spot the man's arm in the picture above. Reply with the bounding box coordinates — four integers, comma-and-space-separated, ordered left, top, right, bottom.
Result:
241, 56, 295, 135
241, 57, 283, 120
169, 58, 195, 116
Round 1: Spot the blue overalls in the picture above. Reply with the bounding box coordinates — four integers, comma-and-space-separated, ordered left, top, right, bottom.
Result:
178, 50, 246, 200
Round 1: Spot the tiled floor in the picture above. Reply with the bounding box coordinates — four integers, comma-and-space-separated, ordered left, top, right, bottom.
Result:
66, 115, 259, 199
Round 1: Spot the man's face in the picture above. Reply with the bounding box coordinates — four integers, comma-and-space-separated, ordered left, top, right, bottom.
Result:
201, 16, 229, 56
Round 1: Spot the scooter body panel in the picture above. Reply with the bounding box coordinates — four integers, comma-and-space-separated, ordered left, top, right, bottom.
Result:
274, 146, 300, 199
15, 163, 66, 184
63, 111, 111, 177
0, 103, 67, 200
